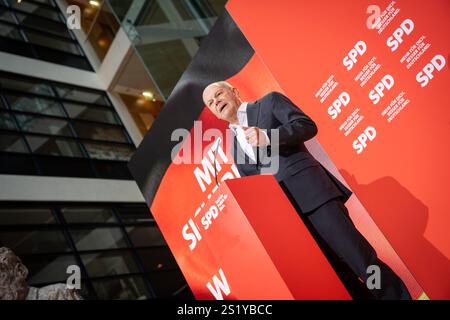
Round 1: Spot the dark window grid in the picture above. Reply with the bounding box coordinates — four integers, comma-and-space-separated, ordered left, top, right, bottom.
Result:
0, 4, 76, 42
7, 7, 32, 46
40, 87, 91, 161
0, 5, 92, 69
3, 90, 117, 175
0, 131, 133, 162
6, 3, 63, 63
19, 279, 97, 300
0, 149, 133, 181
29, 269, 187, 299
0, 151, 133, 186
16, 248, 180, 275
0, 223, 159, 231
0, 122, 133, 148
51, 84, 114, 108
0, 202, 173, 298
32, 0, 57, 8
0, 222, 159, 231
5, 245, 169, 256
0, 19, 84, 56
5, 0, 59, 11
30, 272, 152, 292
0, 149, 131, 169
62, 221, 157, 228
0, 151, 133, 182
3, 0, 64, 23
0, 224, 68, 232
2, 101, 128, 130
0, 130, 133, 158
2, 91, 124, 131
1, 88, 117, 113
80, 270, 170, 283
0, 34, 92, 69
0, 16, 80, 45
53, 205, 99, 299
57, 205, 158, 299
111, 206, 157, 298
0, 95, 45, 173
1, 1, 63, 20
50, 86, 132, 144
0, 16, 43, 63
4, 110, 82, 147
65, 226, 166, 250
27, 274, 153, 293
0, 72, 115, 110
113, 207, 156, 223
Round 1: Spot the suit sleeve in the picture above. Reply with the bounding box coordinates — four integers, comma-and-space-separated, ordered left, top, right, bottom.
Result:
267, 92, 318, 147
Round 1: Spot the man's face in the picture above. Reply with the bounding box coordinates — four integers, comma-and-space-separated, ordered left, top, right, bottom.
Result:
203, 84, 241, 123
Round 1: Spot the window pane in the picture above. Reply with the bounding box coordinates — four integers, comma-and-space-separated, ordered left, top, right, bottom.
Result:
7, 1, 63, 22
0, 207, 55, 224
64, 102, 118, 124
22, 254, 78, 285
0, 75, 54, 96
137, 40, 192, 98
81, 250, 139, 278
6, 94, 65, 116
137, 247, 178, 272
25, 30, 80, 55
69, 227, 128, 251
16, 114, 73, 136
62, 207, 117, 224
136, 1, 168, 25
172, 0, 222, 21
0, 7, 16, 23
0, 230, 70, 254
0, 21, 23, 40
30, 0, 55, 6
147, 270, 188, 297
116, 206, 153, 223
26, 135, 83, 157
0, 111, 17, 130
83, 141, 134, 161
126, 226, 166, 247
55, 86, 109, 106
92, 276, 150, 300
15, 12, 71, 38
73, 121, 127, 142
0, 132, 28, 153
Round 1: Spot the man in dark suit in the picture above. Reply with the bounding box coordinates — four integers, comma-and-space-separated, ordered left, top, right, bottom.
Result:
203, 81, 412, 300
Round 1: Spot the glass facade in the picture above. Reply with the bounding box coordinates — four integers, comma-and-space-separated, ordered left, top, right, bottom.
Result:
0, 0, 230, 301
0, 71, 135, 179
0, 203, 193, 299
109, 0, 227, 99
65, 0, 120, 62
0, 0, 93, 70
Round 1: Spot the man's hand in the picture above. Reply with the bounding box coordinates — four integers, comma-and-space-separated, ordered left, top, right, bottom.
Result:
243, 127, 270, 147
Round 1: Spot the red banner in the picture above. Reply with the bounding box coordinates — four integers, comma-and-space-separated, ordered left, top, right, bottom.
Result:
227, 0, 450, 299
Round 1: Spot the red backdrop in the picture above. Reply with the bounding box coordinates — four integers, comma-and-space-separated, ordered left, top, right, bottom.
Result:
227, 0, 450, 299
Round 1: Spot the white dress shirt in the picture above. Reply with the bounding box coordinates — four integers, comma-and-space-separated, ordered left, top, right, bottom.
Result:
229, 102, 269, 162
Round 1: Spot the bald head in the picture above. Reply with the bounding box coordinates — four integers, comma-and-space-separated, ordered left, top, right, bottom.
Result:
202, 81, 241, 124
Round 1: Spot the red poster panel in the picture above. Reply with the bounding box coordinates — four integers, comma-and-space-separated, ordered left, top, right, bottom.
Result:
227, 0, 450, 299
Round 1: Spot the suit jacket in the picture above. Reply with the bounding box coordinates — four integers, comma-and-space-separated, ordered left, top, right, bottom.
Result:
232, 91, 352, 213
